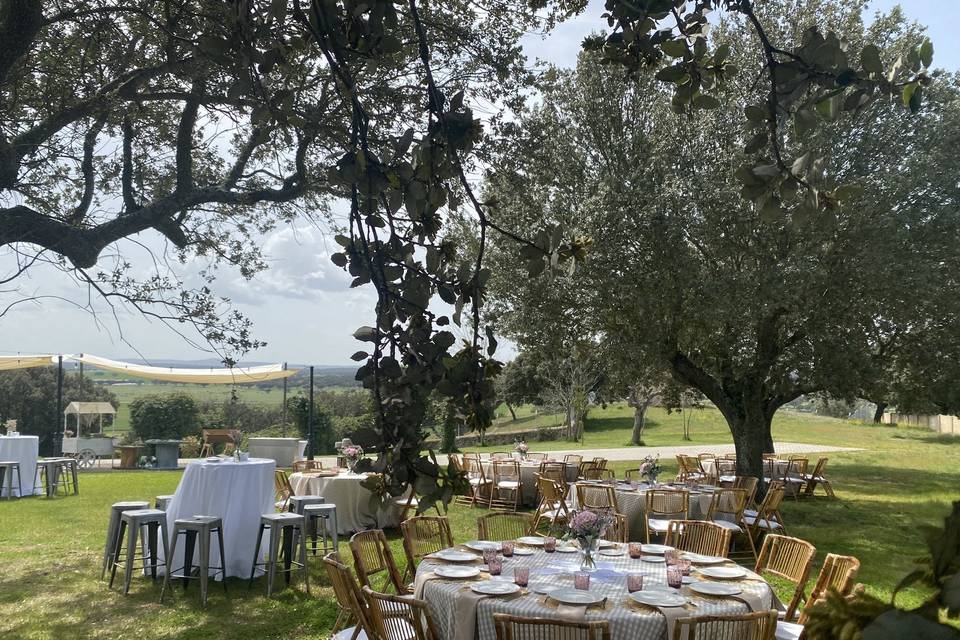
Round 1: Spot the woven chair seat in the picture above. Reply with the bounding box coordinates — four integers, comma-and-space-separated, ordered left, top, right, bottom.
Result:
647, 518, 672, 532
497, 480, 520, 489
333, 628, 369, 640
744, 515, 782, 530
711, 519, 743, 532
775, 621, 803, 640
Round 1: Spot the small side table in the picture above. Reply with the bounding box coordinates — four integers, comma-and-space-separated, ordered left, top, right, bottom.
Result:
145, 440, 182, 470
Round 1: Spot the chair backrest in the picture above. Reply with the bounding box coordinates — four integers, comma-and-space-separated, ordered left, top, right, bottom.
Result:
292, 459, 322, 473
722, 453, 738, 460
797, 554, 860, 624
717, 459, 737, 476
491, 452, 511, 460
784, 458, 808, 479
578, 461, 599, 478
563, 454, 583, 466
755, 481, 786, 524
623, 468, 642, 481
201, 428, 236, 444
274, 469, 293, 508
707, 488, 749, 524
477, 512, 534, 540
323, 553, 374, 636
646, 489, 689, 518
362, 586, 441, 640
493, 460, 521, 484
575, 483, 618, 512
350, 529, 407, 594
755, 534, 816, 620
673, 610, 777, 639
810, 457, 829, 478
604, 512, 629, 543
733, 476, 759, 505
525, 452, 548, 462
493, 613, 611, 640
401, 516, 453, 571
539, 461, 567, 484
462, 452, 480, 463
698, 453, 716, 462
582, 467, 614, 481
447, 453, 463, 471
592, 457, 608, 470
464, 457, 487, 480
664, 520, 732, 558
536, 475, 566, 505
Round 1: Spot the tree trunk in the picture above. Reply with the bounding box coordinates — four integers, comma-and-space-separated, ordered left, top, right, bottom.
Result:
630, 404, 648, 445
726, 404, 772, 482
506, 402, 517, 421
873, 402, 887, 424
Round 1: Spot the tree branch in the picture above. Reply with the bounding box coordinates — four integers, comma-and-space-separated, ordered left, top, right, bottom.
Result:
121, 114, 139, 212
175, 82, 202, 195
70, 114, 109, 224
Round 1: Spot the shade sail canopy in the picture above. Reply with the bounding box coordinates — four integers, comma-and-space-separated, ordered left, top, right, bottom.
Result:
0, 355, 56, 371
64, 401, 116, 415
65, 354, 298, 384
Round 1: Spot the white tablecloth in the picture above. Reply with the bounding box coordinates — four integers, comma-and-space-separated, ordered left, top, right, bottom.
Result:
162, 457, 275, 579
569, 482, 714, 541
417, 544, 773, 640
289, 471, 400, 535
0, 435, 39, 497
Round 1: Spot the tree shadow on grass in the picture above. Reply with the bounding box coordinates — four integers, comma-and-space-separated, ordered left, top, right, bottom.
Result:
891, 431, 960, 446
584, 415, 657, 434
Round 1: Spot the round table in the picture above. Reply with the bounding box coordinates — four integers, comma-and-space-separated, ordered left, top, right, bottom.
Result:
161, 457, 275, 579
289, 471, 400, 535
480, 460, 578, 508
415, 544, 773, 640
569, 482, 715, 541
0, 435, 39, 496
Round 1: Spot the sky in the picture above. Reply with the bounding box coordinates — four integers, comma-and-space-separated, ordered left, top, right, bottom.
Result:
1, 1, 957, 366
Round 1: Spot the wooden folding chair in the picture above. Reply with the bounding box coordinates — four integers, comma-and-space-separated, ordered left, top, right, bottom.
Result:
477, 512, 534, 540
525, 452, 548, 462
323, 553, 374, 640
664, 520, 732, 558
603, 512, 629, 544
400, 516, 453, 583
733, 476, 760, 507
803, 457, 835, 498
538, 461, 569, 498
563, 454, 583, 468
644, 489, 689, 543
745, 481, 788, 541
781, 458, 809, 500
493, 613, 611, 640
456, 456, 492, 507
575, 483, 618, 513
292, 459, 322, 473
532, 475, 570, 534
755, 534, 816, 621
491, 460, 522, 511
349, 529, 410, 594
274, 469, 294, 511
673, 610, 778, 639
582, 467, 615, 481
362, 586, 441, 640
706, 488, 756, 560
776, 555, 861, 639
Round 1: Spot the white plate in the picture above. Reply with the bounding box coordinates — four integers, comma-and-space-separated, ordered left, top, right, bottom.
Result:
698, 566, 748, 580
683, 553, 727, 565
641, 544, 673, 555
434, 565, 480, 579
434, 550, 478, 563
597, 539, 617, 549
205, 457, 222, 463
554, 545, 579, 553
690, 581, 742, 596
641, 556, 666, 563
516, 536, 546, 546
681, 576, 695, 585
512, 547, 535, 556
471, 581, 521, 596
464, 540, 501, 552
530, 583, 558, 595
599, 548, 624, 557
549, 589, 604, 606
630, 590, 687, 607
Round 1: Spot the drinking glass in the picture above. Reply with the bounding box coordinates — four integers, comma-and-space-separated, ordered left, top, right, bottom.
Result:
626, 572, 644, 593
665, 549, 680, 566
502, 541, 515, 557
544, 536, 557, 553
667, 566, 682, 588
628, 542, 643, 559
678, 558, 692, 576
514, 567, 530, 587
574, 572, 591, 590
487, 554, 503, 576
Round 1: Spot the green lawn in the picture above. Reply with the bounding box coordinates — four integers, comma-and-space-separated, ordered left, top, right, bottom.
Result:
0, 410, 955, 638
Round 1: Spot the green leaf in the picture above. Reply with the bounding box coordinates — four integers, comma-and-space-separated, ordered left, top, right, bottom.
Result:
744, 132, 767, 154
655, 64, 687, 83
815, 94, 841, 121
353, 326, 378, 342
745, 104, 768, 122
661, 39, 688, 58
861, 44, 883, 74
751, 164, 781, 178
350, 351, 369, 362
714, 43, 731, 65
902, 83, 920, 111
693, 93, 720, 110
919, 38, 934, 68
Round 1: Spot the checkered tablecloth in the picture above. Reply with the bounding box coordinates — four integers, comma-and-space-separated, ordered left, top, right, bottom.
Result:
417, 544, 773, 640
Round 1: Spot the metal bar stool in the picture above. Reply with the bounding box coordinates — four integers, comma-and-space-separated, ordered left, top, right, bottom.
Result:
108, 508, 171, 595
33, 459, 63, 498
0, 461, 23, 499
302, 503, 339, 556
287, 495, 326, 549
249, 512, 310, 596
161, 515, 227, 606
155, 495, 175, 510
101, 501, 151, 579
55, 458, 79, 495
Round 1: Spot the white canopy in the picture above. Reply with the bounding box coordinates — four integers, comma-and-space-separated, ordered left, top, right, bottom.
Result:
64, 354, 297, 384
64, 401, 117, 416
0, 355, 56, 371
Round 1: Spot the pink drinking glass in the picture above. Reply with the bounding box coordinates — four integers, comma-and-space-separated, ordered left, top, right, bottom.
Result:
487, 554, 503, 576
502, 541, 515, 557
544, 537, 557, 553
514, 567, 530, 587
665, 549, 680, 566
628, 542, 643, 559
574, 572, 591, 590
627, 572, 644, 593
667, 566, 682, 588
678, 558, 692, 576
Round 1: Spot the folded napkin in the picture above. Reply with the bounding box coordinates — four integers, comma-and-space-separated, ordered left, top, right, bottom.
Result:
728, 589, 766, 612
413, 571, 442, 599
556, 604, 587, 621
656, 604, 690, 640
453, 588, 487, 640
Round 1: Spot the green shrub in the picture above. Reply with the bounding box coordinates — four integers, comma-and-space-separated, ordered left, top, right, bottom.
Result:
129, 393, 199, 441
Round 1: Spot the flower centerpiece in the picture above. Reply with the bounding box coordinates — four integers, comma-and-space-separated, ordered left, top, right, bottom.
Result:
514, 439, 529, 460
566, 509, 612, 572
342, 444, 364, 472
639, 454, 662, 485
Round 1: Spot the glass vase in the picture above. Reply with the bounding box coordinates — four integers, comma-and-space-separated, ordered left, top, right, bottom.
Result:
579, 537, 598, 572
